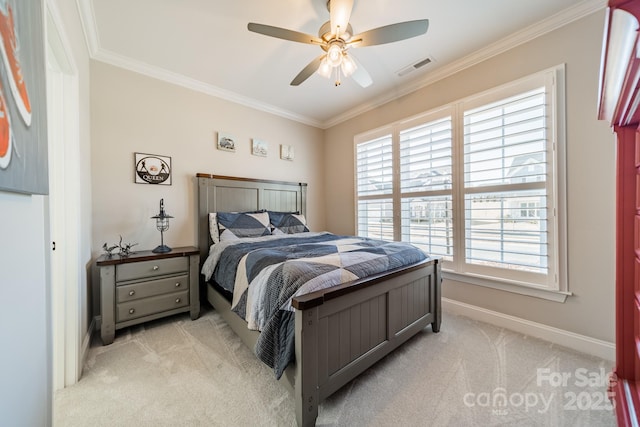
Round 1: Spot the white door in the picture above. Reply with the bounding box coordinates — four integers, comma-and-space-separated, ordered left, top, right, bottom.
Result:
46, 55, 65, 390
46, 4, 81, 391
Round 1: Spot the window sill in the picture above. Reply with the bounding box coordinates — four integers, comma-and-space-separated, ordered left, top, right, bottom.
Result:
442, 270, 571, 303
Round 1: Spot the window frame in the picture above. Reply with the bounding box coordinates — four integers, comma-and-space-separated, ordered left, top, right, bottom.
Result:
354, 65, 569, 302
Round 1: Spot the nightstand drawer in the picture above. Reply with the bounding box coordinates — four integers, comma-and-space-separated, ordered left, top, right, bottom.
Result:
116, 274, 188, 303
116, 257, 188, 282
117, 290, 189, 322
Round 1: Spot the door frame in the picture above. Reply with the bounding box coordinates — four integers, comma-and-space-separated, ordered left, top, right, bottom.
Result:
45, 0, 82, 390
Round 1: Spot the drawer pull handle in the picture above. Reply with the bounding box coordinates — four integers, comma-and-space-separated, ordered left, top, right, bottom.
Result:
153, 265, 159, 271
129, 290, 135, 296
175, 282, 180, 287
175, 298, 181, 303
129, 308, 135, 314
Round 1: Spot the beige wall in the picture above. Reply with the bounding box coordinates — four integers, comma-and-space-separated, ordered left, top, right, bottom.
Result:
323, 11, 616, 343
90, 61, 325, 258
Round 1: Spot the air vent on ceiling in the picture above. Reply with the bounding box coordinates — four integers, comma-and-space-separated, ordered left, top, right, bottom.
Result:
397, 56, 435, 77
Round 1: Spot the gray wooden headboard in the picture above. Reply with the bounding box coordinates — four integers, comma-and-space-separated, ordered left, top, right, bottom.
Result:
196, 173, 308, 265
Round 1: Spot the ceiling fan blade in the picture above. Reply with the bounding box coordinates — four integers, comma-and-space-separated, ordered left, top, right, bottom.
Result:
349, 54, 372, 88
350, 19, 429, 47
248, 23, 323, 45
291, 54, 326, 86
329, 0, 354, 38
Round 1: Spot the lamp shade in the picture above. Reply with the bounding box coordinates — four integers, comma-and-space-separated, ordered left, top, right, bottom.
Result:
326, 44, 343, 67
341, 53, 357, 77
317, 57, 332, 78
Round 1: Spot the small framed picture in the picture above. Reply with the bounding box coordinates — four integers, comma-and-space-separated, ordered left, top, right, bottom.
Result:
134, 153, 172, 185
252, 139, 268, 157
217, 132, 236, 152
280, 144, 294, 161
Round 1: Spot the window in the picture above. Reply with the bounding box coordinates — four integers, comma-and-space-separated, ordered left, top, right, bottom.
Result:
355, 66, 567, 299
399, 116, 454, 261
356, 133, 394, 240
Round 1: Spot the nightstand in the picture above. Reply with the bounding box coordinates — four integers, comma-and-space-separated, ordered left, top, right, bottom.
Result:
97, 246, 200, 345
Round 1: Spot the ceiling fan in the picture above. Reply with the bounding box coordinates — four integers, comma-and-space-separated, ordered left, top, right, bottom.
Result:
247, 0, 429, 87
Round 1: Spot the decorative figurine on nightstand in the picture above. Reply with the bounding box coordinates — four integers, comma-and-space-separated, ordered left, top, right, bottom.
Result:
102, 242, 119, 257
118, 235, 138, 256
102, 236, 138, 257
151, 198, 173, 253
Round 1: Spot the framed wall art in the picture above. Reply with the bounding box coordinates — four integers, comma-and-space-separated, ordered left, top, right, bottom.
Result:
217, 132, 235, 152
251, 139, 268, 157
0, 0, 49, 194
134, 153, 172, 185
280, 144, 294, 161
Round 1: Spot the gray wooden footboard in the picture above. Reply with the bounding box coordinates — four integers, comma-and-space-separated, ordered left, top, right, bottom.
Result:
291, 258, 440, 426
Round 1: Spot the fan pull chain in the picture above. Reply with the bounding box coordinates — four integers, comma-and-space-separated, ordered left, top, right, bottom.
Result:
334, 66, 342, 86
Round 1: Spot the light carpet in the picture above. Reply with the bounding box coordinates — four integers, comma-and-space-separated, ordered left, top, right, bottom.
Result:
54, 307, 616, 426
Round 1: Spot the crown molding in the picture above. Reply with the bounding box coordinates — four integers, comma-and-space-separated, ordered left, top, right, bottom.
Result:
76, 0, 606, 130
91, 47, 323, 128
75, 0, 322, 127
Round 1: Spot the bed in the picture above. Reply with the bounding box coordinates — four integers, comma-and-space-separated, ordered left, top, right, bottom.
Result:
197, 173, 441, 426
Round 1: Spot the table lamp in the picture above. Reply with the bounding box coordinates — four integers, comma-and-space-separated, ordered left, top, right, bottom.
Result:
151, 198, 173, 253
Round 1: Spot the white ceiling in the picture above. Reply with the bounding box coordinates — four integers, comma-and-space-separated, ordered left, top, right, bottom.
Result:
79, 0, 605, 128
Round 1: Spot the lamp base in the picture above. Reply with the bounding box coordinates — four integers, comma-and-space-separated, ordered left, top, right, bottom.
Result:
152, 244, 172, 253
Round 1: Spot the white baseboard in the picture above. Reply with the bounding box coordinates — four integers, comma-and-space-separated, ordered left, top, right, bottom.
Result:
442, 298, 615, 362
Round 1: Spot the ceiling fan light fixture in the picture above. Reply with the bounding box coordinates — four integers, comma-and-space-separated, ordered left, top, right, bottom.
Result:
326, 44, 343, 67
247, 1, 429, 88
341, 53, 357, 77
317, 57, 333, 78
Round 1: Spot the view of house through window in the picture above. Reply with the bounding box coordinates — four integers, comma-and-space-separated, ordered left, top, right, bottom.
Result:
355, 67, 565, 292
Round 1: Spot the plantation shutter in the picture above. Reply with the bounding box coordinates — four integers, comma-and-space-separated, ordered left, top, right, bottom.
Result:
399, 117, 454, 259
356, 134, 394, 240
463, 87, 549, 275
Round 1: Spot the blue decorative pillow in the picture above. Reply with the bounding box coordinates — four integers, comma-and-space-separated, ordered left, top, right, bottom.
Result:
216, 211, 271, 241
268, 211, 309, 234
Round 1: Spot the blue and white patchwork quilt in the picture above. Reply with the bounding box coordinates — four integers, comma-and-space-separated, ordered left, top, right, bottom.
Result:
201, 232, 428, 378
